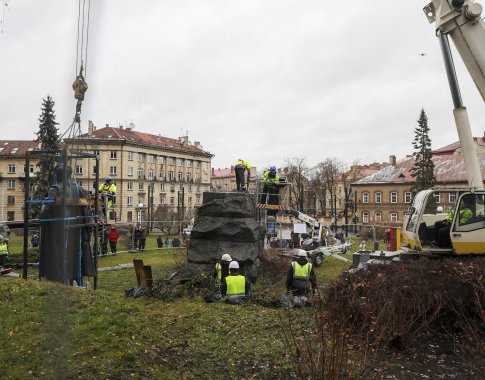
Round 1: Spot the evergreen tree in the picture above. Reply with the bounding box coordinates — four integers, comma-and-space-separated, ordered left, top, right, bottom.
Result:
410, 109, 436, 192
30, 96, 60, 218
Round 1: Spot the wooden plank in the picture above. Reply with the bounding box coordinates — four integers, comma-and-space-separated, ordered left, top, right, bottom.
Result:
133, 259, 144, 286
143, 265, 153, 288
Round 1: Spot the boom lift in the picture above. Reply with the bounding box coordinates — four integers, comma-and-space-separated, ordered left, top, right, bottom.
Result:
403, 0, 485, 255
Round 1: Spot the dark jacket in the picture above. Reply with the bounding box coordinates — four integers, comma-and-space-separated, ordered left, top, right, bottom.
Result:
286, 257, 317, 293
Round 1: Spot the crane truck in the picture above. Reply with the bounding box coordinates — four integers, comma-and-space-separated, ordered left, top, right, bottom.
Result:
402, 0, 485, 256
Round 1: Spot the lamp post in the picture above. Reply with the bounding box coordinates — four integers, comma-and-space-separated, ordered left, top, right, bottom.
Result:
137, 203, 144, 224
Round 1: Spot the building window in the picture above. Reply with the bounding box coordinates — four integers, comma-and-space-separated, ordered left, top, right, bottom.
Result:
170, 184, 175, 192
186, 173, 191, 182
178, 171, 183, 181
127, 182, 133, 190
128, 166, 133, 176
362, 212, 369, 223
138, 153, 144, 163
375, 212, 382, 223
110, 151, 117, 159
160, 194, 166, 204
127, 196, 133, 206
77, 181, 83, 187
92, 166, 98, 175
23, 164, 34, 174
168, 157, 174, 166
7, 195, 15, 205
169, 171, 174, 181
138, 168, 144, 179
363, 192, 369, 204
75, 165, 83, 175
405, 192, 412, 203
159, 171, 165, 180
7, 211, 14, 221
127, 211, 133, 222
375, 192, 382, 204
139, 182, 144, 190
196, 194, 201, 205
147, 155, 154, 164
390, 212, 398, 222
170, 197, 175, 205
159, 156, 165, 164
160, 183, 165, 191
186, 160, 192, 168
109, 166, 117, 176
147, 168, 154, 179
127, 151, 133, 161
434, 193, 441, 203
7, 180, 15, 189
93, 150, 100, 156
188, 185, 192, 192
8, 164, 15, 173
177, 159, 183, 166
390, 191, 398, 203
449, 193, 456, 204
188, 197, 193, 205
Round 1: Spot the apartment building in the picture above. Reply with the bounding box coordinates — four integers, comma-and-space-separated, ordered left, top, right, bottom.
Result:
0, 122, 213, 223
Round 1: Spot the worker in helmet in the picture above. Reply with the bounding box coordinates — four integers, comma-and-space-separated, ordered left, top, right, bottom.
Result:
221, 261, 250, 304
99, 176, 117, 218
213, 253, 232, 283
286, 249, 317, 306
434, 196, 474, 248
234, 158, 251, 192
0, 235, 8, 268
260, 166, 280, 204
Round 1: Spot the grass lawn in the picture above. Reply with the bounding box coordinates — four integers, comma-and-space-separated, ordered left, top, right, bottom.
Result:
0, 234, 355, 379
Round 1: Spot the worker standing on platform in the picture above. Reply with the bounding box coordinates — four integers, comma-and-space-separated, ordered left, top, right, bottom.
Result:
234, 158, 251, 192
99, 176, 117, 219
260, 166, 280, 204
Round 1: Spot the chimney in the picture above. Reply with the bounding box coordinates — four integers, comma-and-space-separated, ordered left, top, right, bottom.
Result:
88, 120, 96, 135
106, 123, 109, 128
389, 155, 396, 166
212, 168, 215, 175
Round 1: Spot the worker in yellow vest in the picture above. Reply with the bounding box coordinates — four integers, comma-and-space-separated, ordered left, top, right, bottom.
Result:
213, 253, 232, 283
221, 261, 250, 304
234, 158, 251, 192
286, 249, 317, 307
0, 235, 8, 268
99, 176, 117, 218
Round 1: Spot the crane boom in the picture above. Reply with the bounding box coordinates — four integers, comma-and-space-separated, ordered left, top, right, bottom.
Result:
424, 0, 485, 189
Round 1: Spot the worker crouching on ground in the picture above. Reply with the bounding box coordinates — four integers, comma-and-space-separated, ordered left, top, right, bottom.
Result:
286, 249, 317, 307
221, 261, 250, 304
234, 158, 251, 192
214, 253, 232, 283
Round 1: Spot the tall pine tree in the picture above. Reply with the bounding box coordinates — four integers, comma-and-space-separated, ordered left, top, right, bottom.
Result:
30, 96, 60, 218
410, 109, 436, 192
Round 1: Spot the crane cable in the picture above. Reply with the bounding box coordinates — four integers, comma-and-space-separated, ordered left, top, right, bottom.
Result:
76, 0, 91, 79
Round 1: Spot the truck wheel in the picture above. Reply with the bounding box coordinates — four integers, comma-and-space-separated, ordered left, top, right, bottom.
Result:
313, 252, 324, 267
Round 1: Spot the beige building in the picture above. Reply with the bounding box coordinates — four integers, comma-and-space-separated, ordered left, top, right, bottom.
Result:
0, 123, 213, 223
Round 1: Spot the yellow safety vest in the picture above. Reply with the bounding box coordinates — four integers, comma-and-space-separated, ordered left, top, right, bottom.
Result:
291, 262, 312, 280
215, 263, 222, 281
0, 243, 8, 254
262, 171, 280, 185
226, 275, 246, 296
235, 160, 251, 170
99, 183, 117, 193
459, 208, 473, 225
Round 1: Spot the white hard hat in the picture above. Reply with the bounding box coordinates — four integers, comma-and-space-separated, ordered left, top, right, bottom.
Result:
229, 261, 239, 270
298, 249, 307, 257
221, 253, 232, 262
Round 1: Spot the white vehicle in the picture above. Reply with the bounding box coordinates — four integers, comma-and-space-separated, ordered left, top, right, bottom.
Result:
402, 0, 485, 256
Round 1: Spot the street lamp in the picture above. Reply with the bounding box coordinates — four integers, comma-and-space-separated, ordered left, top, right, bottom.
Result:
137, 203, 144, 223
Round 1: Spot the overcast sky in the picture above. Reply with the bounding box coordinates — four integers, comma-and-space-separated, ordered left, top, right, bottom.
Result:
1, 1, 485, 172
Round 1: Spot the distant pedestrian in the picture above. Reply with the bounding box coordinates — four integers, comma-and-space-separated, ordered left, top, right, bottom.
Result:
164, 237, 170, 248
157, 235, 163, 248
108, 226, 120, 255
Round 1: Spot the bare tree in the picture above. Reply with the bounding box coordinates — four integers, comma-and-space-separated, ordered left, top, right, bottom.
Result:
311, 158, 344, 219
284, 157, 309, 211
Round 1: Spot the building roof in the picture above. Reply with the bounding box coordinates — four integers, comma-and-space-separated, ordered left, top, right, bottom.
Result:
0, 140, 41, 157
74, 125, 213, 157
211, 168, 234, 179
432, 136, 485, 154
354, 153, 485, 185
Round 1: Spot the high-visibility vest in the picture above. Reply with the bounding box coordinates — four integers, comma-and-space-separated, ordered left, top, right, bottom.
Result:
226, 275, 246, 296
0, 243, 8, 254
99, 183, 117, 194
291, 261, 312, 281
262, 171, 280, 185
459, 208, 473, 225
215, 263, 222, 281
235, 160, 251, 170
